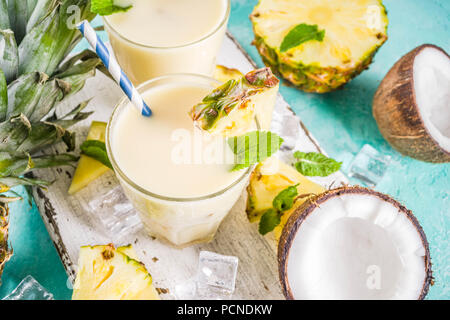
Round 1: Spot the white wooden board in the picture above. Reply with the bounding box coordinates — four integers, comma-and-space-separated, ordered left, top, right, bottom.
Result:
32, 33, 347, 300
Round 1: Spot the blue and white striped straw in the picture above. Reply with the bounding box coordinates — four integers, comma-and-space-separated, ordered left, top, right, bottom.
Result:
77, 20, 152, 117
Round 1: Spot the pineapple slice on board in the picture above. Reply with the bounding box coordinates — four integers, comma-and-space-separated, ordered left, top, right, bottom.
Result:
251, 0, 388, 93
68, 122, 110, 195
117, 244, 138, 260
72, 244, 160, 300
246, 157, 325, 240
190, 67, 279, 136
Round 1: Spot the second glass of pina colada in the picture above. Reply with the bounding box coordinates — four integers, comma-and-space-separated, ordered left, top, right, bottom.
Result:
106, 71, 279, 247
103, 0, 230, 84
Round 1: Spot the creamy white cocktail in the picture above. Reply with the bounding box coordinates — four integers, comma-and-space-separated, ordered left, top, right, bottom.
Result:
106, 74, 253, 246
104, 0, 230, 84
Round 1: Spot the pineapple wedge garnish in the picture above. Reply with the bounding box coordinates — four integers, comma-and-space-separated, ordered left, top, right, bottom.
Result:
72, 244, 160, 300
251, 0, 388, 93
190, 67, 279, 136
68, 122, 110, 195
246, 157, 325, 240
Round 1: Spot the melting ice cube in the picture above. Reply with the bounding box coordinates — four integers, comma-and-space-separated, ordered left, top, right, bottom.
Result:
3, 276, 53, 300
196, 251, 239, 300
346, 144, 391, 187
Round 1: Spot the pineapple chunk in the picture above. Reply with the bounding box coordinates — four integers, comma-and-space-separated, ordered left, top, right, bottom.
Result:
213, 65, 279, 131
250, 81, 278, 131
117, 244, 138, 260
246, 157, 325, 240
213, 65, 244, 83
190, 68, 279, 136
68, 121, 110, 195
72, 244, 160, 300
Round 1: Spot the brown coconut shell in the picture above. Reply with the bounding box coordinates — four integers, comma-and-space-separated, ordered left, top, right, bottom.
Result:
373, 44, 450, 163
278, 186, 433, 300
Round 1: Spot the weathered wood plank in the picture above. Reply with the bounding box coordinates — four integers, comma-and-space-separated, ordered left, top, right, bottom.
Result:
32, 33, 347, 299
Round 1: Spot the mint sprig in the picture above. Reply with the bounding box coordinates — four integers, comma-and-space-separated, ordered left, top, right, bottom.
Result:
273, 184, 298, 212
91, 0, 132, 16
259, 208, 280, 235
259, 184, 298, 235
228, 131, 283, 171
293, 151, 341, 177
280, 24, 325, 52
80, 140, 113, 169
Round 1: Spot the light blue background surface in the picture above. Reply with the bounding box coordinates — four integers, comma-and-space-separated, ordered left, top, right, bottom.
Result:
0, 0, 448, 300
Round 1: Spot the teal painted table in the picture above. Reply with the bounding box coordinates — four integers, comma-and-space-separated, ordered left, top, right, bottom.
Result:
0, 0, 448, 300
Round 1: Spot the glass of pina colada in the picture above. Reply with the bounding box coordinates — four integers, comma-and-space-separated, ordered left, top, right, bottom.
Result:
103, 0, 230, 84
106, 74, 254, 246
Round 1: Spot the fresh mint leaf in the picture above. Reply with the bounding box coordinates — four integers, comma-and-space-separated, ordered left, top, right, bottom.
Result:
280, 24, 325, 52
228, 131, 283, 171
259, 208, 280, 235
258, 184, 299, 235
91, 0, 132, 16
272, 184, 299, 212
293, 151, 341, 177
80, 140, 113, 169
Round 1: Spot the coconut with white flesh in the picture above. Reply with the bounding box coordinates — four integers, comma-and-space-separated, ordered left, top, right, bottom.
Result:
373, 44, 450, 162
278, 186, 432, 300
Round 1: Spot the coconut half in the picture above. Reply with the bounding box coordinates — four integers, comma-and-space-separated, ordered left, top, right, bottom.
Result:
278, 186, 432, 300
373, 44, 450, 162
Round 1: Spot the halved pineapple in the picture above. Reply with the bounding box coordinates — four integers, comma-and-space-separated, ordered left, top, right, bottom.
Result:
68, 121, 110, 194
72, 244, 160, 300
251, 0, 388, 93
190, 68, 279, 136
246, 157, 325, 240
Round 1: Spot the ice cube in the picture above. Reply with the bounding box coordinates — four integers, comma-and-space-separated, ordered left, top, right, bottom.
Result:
174, 278, 197, 300
346, 144, 391, 187
3, 276, 53, 300
88, 185, 142, 236
196, 251, 239, 300
74, 179, 142, 238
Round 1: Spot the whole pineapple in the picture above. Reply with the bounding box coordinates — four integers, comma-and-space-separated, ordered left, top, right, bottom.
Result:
0, 0, 100, 281
0, 199, 9, 279
0, 195, 19, 278
250, 0, 388, 93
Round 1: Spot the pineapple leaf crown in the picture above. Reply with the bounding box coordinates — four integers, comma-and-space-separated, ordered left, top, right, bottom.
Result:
0, 0, 100, 189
